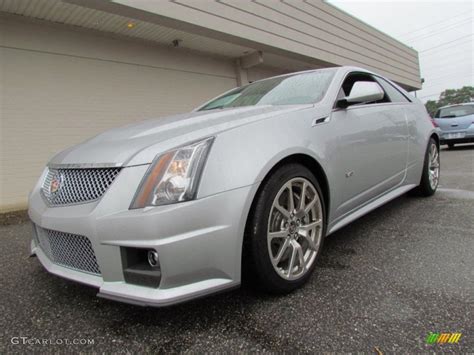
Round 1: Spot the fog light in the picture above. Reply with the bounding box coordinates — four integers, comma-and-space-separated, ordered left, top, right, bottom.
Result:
147, 250, 160, 268
121, 247, 161, 288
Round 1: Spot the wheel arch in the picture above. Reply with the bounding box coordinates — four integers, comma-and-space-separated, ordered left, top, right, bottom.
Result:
258, 154, 330, 217
241, 153, 330, 273
430, 132, 440, 149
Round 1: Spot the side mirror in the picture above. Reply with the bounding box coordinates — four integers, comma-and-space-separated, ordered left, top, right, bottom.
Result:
337, 81, 385, 108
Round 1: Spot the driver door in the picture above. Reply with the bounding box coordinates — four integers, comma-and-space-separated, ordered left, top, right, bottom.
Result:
331, 73, 408, 219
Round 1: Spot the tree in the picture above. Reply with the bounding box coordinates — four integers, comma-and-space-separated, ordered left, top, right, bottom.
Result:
438, 86, 474, 106
425, 100, 439, 117
424, 86, 474, 116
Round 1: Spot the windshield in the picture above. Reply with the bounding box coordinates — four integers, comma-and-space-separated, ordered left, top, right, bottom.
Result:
199, 69, 336, 111
435, 105, 474, 118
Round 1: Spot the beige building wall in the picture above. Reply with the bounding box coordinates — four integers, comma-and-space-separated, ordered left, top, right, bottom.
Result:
0, 0, 423, 212
109, 0, 421, 89
0, 17, 237, 212
247, 66, 285, 83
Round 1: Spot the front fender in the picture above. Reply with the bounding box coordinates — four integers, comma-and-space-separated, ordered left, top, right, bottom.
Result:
197, 107, 334, 200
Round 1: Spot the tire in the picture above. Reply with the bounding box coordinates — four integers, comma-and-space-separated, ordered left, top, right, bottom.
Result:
244, 163, 326, 294
448, 143, 455, 149
412, 138, 440, 197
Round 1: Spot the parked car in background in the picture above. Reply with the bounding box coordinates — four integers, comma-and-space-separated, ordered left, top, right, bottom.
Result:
434, 103, 474, 148
29, 66, 440, 306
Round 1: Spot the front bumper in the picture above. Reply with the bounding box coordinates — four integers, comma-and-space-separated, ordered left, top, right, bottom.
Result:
29, 165, 256, 306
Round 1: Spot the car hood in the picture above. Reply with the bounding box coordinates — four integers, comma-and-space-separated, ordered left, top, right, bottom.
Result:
49, 105, 311, 167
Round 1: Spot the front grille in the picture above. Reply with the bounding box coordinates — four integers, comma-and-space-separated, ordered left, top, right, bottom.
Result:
42, 167, 121, 206
35, 227, 101, 275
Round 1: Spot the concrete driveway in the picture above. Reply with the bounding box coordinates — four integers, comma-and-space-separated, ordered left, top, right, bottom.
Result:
1, 145, 473, 353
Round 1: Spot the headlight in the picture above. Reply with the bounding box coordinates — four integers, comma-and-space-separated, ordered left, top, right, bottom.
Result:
130, 137, 214, 208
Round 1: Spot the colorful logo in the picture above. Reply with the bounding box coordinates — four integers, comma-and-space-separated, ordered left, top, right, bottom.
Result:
426, 332, 462, 344
49, 172, 64, 195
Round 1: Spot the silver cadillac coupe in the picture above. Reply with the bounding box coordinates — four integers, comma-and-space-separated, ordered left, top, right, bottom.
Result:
29, 67, 440, 306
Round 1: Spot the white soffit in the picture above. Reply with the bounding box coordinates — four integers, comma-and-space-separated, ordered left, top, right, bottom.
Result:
0, 0, 254, 58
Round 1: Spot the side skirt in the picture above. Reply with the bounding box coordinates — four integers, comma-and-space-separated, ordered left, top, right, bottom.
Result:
327, 184, 416, 236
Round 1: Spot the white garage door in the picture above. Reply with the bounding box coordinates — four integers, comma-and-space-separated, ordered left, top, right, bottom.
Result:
0, 17, 237, 211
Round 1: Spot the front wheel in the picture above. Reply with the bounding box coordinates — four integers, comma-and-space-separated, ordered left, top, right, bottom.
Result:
413, 138, 440, 196
245, 164, 326, 294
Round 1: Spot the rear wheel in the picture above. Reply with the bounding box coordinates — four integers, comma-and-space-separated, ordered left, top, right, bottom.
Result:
245, 164, 326, 294
448, 143, 455, 149
413, 138, 440, 196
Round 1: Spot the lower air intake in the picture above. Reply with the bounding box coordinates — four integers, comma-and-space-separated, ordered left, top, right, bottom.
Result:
35, 226, 101, 275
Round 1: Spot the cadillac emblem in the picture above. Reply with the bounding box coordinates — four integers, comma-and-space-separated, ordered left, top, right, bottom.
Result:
49, 172, 64, 196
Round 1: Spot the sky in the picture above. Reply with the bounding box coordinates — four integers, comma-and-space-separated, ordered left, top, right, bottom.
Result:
328, 0, 473, 102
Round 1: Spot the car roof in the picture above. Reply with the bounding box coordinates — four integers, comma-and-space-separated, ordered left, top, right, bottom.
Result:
252, 66, 373, 83
437, 102, 474, 110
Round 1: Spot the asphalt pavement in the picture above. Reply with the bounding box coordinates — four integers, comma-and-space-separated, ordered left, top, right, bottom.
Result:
1, 144, 473, 353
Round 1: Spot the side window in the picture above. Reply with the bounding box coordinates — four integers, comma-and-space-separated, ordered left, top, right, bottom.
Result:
339, 73, 389, 105
375, 77, 411, 103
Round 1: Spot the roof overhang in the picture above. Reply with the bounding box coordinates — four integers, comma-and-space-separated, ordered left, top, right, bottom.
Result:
0, 0, 422, 90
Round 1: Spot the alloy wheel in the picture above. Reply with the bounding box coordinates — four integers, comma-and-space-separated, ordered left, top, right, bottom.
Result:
267, 177, 323, 280
428, 143, 440, 190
